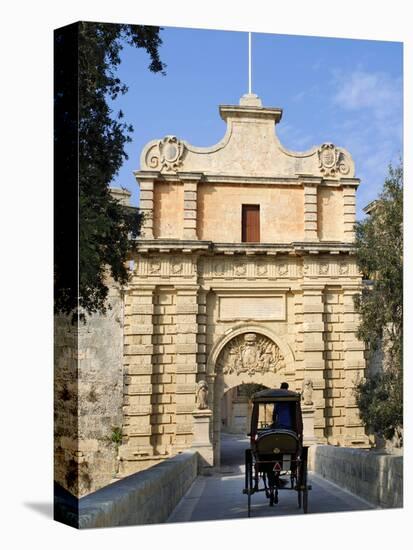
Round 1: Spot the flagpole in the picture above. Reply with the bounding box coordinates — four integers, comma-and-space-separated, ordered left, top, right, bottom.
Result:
248, 32, 252, 94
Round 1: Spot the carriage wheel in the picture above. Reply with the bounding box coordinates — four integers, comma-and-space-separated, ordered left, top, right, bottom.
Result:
269, 487, 278, 506
303, 488, 308, 514
245, 449, 253, 517
290, 469, 296, 489
296, 460, 302, 508
301, 455, 308, 514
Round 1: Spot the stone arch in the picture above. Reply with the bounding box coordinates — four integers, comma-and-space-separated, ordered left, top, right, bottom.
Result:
205, 324, 295, 466
207, 324, 295, 377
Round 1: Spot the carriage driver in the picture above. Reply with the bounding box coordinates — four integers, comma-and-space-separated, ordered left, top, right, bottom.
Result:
272, 382, 294, 430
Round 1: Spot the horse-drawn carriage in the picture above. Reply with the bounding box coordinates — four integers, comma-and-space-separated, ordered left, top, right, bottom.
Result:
243, 388, 311, 516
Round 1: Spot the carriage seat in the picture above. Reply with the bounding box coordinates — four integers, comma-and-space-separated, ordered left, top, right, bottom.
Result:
255, 428, 300, 456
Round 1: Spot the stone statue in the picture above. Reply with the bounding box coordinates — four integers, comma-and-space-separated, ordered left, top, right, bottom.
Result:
196, 380, 209, 410
302, 378, 314, 406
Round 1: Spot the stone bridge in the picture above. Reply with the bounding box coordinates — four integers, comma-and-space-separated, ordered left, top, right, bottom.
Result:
56, 437, 402, 528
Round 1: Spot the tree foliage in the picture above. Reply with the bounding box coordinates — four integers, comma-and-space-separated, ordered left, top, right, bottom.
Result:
54, 22, 165, 320
354, 162, 403, 442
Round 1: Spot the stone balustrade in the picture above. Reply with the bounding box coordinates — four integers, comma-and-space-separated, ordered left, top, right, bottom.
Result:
309, 445, 403, 508
75, 450, 198, 528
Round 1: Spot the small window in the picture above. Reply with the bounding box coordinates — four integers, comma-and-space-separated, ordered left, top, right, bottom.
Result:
242, 204, 260, 243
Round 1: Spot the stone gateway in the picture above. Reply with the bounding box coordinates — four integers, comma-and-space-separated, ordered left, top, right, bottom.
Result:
117, 92, 370, 476
55, 93, 372, 495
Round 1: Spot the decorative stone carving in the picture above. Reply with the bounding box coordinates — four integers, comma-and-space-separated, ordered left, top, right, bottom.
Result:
172, 261, 183, 274
234, 263, 247, 276
318, 143, 350, 177
145, 135, 185, 172
339, 263, 349, 275
196, 380, 209, 410
257, 263, 267, 276
278, 263, 288, 276
149, 259, 161, 274
214, 262, 225, 276
319, 263, 329, 275
337, 153, 351, 175
217, 333, 285, 376
302, 378, 314, 406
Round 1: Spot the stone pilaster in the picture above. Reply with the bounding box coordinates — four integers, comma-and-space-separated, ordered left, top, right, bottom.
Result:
293, 290, 304, 381
302, 404, 317, 446
174, 285, 199, 451
136, 173, 156, 239
120, 285, 156, 472
342, 185, 356, 243
301, 282, 326, 442
323, 288, 345, 445
192, 409, 213, 472
303, 181, 319, 241
180, 173, 200, 240
197, 288, 208, 374
341, 286, 370, 446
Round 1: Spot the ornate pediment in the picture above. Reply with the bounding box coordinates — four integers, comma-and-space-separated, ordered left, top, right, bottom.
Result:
139, 95, 356, 180
216, 332, 286, 376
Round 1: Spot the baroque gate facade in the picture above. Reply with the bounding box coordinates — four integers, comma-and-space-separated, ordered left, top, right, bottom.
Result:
118, 93, 370, 476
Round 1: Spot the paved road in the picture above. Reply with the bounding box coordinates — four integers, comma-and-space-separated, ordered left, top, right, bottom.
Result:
167, 433, 375, 523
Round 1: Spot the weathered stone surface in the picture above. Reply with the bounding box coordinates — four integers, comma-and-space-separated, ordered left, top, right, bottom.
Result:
140, 95, 355, 180
78, 451, 198, 528
55, 95, 373, 503
309, 445, 403, 508
54, 284, 124, 497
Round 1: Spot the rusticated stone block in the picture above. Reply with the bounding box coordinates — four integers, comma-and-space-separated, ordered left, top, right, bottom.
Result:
176, 343, 198, 354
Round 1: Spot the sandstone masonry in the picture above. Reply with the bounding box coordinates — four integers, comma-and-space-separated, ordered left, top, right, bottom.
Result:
119, 93, 371, 476
55, 93, 372, 496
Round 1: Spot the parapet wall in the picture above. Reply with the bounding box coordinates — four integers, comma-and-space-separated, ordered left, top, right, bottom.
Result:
77, 450, 198, 528
309, 445, 403, 508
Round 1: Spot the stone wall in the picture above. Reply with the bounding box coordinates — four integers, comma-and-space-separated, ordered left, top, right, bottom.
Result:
118, 249, 370, 473
153, 182, 184, 238
151, 181, 351, 244
309, 445, 403, 508
77, 450, 198, 528
317, 186, 343, 241
54, 283, 125, 497
197, 184, 305, 242
128, 93, 366, 475
120, 281, 200, 476
54, 314, 79, 494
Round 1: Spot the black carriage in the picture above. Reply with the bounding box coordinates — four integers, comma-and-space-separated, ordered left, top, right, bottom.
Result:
243, 388, 311, 516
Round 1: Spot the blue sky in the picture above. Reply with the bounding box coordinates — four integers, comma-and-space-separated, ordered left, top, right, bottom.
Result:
110, 27, 403, 219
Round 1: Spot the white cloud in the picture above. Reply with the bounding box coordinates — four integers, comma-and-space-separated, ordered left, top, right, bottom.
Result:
332, 70, 402, 122
329, 69, 403, 218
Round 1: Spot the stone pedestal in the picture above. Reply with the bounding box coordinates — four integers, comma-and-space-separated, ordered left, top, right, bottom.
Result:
302, 404, 318, 446
192, 409, 213, 473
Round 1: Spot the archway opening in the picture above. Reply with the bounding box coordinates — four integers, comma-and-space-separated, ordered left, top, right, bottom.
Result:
209, 327, 294, 468
220, 383, 268, 470
221, 383, 267, 434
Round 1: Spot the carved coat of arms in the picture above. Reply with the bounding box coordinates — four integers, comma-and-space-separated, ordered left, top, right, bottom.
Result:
318, 143, 350, 177
145, 135, 185, 172
217, 333, 285, 376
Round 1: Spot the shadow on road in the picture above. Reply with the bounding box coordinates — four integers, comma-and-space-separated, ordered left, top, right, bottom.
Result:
219, 432, 249, 475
